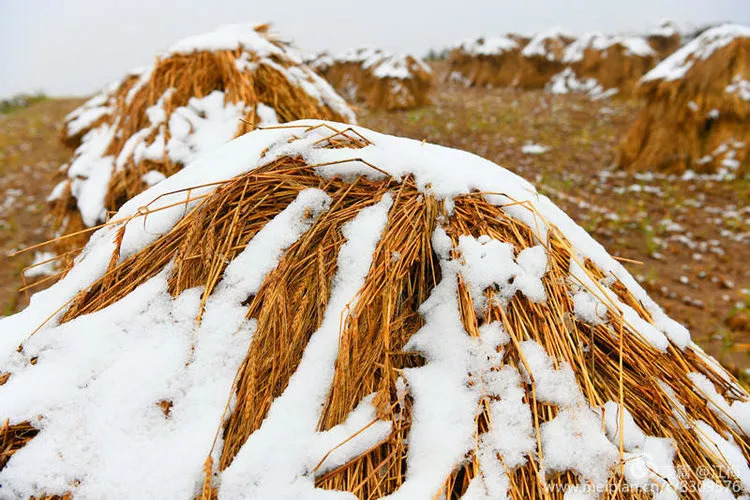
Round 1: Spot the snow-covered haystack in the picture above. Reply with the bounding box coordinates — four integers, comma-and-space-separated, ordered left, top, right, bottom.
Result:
447, 36, 522, 88
52, 23, 354, 255
517, 28, 573, 88
2, 122, 749, 499
548, 32, 657, 98
619, 24, 750, 175
648, 21, 682, 60
318, 48, 432, 111
364, 54, 432, 110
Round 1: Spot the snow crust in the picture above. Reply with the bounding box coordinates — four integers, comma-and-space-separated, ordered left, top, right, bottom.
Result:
521, 28, 572, 61
456, 36, 518, 56
547, 68, 618, 100
563, 32, 654, 64
643, 24, 750, 82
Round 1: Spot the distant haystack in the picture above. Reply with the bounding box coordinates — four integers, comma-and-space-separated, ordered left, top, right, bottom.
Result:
447, 36, 522, 87
319, 48, 433, 110
364, 54, 433, 110
318, 47, 385, 101
1, 121, 748, 499
648, 21, 682, 59
53, 23, 354, 253
618, 24, 750, 175
518, 28, 573, 88
547, 32, 657, 98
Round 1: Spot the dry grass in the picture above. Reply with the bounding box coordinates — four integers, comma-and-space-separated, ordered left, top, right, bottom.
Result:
2, 125, 748, 498
52, 24, 353, 255
618, 37, 750, 174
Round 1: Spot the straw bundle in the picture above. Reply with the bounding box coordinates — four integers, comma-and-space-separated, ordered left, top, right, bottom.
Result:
52, 23, 355, 255
447, 36, 522, 88
318, 49, 433, 110
648, 22, 682, 60
517, 29, 573, 89
618, 24, 750, 175
2, 121, 748, 499
548, 33, 657, 98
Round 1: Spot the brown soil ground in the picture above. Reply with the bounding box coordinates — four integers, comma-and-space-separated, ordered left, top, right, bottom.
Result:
1, 72, 748, 383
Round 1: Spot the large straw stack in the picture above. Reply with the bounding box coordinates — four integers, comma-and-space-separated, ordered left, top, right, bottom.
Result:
2, 121, 748, 499
648, 22, 682, 60
618, 24, 750, 175
51, 23, 355, 255
517, 29, 573, 89
447, 36, 522, 87
316, 49, 433, 111
547, 32, 658, 98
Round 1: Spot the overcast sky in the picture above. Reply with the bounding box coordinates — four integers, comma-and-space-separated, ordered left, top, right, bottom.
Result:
1, 0, 748, 99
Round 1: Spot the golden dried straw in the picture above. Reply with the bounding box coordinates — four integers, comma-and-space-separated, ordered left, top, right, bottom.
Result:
2, 126, 748, 498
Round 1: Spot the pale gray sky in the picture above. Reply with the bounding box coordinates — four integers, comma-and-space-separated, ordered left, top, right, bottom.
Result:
1, 0, 748, 99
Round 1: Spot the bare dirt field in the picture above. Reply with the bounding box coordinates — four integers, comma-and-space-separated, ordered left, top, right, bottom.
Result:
1, 72, 747, 382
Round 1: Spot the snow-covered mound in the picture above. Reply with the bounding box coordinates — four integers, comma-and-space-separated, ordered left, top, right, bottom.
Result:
317, 48, 432, 110
620, 24, 750, 174
447, 35, 523, 88
1, 122, 748, 499
54, 23, 354, 234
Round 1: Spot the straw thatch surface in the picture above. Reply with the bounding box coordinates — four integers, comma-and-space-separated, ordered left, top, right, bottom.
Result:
52, 23, 355, 255
618, 25, 750, 174
317, 49, 433, 111
517, 30, 573, 89
2, 121, 748, 499
447, 36, 522, 88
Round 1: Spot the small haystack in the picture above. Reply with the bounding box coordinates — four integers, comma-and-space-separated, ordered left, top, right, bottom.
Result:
52, 23, 354, 254
2, 121, 748, 499
547, 32, 657, 98
618, 24, 750, 175
318, 48, 433, 111
447, 36, 522, 87
363, 54, 433, 110
517, 28, 573, 89
648, 22, 682, 60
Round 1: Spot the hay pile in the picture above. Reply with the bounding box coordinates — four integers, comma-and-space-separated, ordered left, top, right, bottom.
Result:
648, 22, 682, 60
52, 23, 355, 254
447, 36, 522, 88
547, 32, 657, 98
618, 24, 750, 175
517, 28, 573, 89
317, 48, 433, 111
2, 121, 748, 499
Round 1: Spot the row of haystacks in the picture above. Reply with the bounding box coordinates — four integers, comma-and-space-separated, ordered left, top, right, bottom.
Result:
618, 24, 750, 175
310, 48, 433, 111
1, 121, 748, 499
51, 23, 355, 256
448, 25, 678, 97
